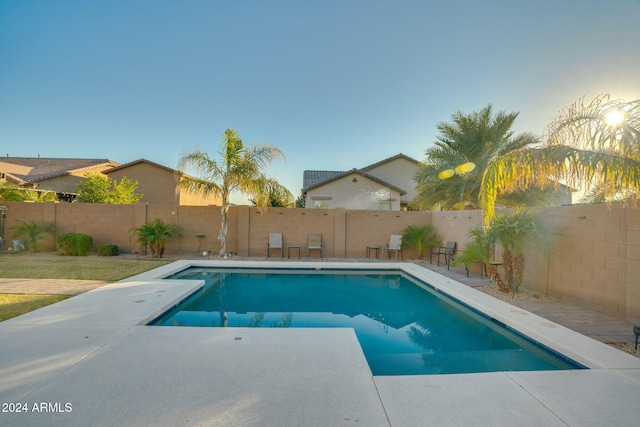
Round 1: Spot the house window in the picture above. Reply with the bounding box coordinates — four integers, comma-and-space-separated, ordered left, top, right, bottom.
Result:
310, 196, 331, 209
379, 201, 392, 210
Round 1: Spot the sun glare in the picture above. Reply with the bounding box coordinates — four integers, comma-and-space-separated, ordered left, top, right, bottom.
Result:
438, 169, 455, 180
605, 110, 624, 126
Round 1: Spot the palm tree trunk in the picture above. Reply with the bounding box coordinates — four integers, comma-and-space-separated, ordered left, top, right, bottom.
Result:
488, 264, 509, 293
512, 252, 525, 292
219, 202, 229, 257
503, 250, 514, 292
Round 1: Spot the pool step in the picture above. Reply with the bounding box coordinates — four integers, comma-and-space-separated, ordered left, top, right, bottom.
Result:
367, 348, 572, 376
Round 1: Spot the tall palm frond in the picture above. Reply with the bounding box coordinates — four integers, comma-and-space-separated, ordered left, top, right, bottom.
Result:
0, 184, 57, 202
481, 95, 640, 226
452, 227, 493, 267
176, 129, 290, 257
130, 218, 179, 258
414, 104, 556, 210
546, 95, 640, 155
250, 175, 294, 209
401, 224, 440, 259
578, 182, 624, 204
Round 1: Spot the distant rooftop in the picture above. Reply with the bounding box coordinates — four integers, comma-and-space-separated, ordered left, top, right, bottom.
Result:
0, 156, 118, 184
302, 153, 419, 192
302, 170, 344, 189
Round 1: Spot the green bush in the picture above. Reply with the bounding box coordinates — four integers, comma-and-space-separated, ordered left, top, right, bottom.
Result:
57, 233, 93, 256
97, 244, 119, 256
11, 220, 55, 253
130, 218, 179, 258
401, 224, 440, 260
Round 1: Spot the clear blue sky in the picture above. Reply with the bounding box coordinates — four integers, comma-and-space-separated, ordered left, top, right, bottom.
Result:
1, 0, 639, 204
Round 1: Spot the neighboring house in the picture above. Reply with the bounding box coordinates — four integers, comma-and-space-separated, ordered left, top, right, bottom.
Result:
302, 153, 420, 210
0, 156, 221, 206
103, 159, 221, 206
0, 156, 119, 201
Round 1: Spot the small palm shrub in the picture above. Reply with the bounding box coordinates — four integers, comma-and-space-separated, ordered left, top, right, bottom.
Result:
130, 218, 179, 258
491, 208, 548, 293
57, 233, 93, 256
453, 227, 508, 291
11, 220, 55, 252
456, 208, 555, 294
97, 244, 119, 256
401, 224, 440, 260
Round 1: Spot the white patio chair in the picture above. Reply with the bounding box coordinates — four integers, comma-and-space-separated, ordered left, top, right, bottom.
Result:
307, 233, 323, 258
383, 234, 403, 260
266, 233, 283, 258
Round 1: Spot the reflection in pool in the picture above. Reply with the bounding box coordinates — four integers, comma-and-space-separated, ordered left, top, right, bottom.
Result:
149, 268, 584, 376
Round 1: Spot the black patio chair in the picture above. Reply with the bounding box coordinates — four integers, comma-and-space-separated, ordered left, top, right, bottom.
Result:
430, 241, 457, 270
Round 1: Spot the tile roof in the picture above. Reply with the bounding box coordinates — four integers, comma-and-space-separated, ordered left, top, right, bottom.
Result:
302, 168, 406, 195
303, 170, 344, 189
103, 158, 210, 183
359, 153, 420, 171
0, 157, 119, 184
302, 153, 418, 193
103, 158, 176, 174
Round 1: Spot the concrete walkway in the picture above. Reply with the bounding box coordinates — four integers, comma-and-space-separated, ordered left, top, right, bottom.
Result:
2, 260, 640, 426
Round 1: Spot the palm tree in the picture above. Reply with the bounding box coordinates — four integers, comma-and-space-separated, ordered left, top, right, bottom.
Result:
11, 220, 55, 252
401, 224, 440, 260
130, 218, 179, 258
490, 208, 547, 293
455, 208, 549, 293
481, 95, 640, 226
249, 182, 295, 208
453, 227, 506, 290
0, 184, 57, 202
177, 129, 293, 257
413, 104, 559, 210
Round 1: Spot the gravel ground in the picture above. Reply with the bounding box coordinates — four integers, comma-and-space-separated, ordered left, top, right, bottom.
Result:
608, 342, 640, 358
474, 283, 640, 359
473, 283, 552, 302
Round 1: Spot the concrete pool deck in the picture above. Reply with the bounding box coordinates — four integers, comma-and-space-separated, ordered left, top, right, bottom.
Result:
1, 260, 640, 426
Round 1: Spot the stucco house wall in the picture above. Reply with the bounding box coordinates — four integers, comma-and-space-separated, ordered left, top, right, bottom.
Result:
0, 159, 118, 194
361, 155, 420, 207
104, 159, 221, 206
305, 171, 402, 210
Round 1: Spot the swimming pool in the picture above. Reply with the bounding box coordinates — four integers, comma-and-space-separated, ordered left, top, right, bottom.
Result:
149, 266, 584, 376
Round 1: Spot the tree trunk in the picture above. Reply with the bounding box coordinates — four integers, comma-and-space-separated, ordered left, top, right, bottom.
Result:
502, 250, 514, 292
219, 202, 229, 257
488, 264, 509, 293
512, 252, 525, 292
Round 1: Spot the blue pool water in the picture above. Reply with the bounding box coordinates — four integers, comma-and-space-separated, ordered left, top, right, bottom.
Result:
150, 267, 584, 376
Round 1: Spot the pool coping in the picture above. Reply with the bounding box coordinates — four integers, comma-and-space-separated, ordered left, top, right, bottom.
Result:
2, 260, 640, 426
127, 259, 640, 372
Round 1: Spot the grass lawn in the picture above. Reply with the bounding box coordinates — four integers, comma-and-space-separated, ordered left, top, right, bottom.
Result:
0, 252, 171, 321
0, 293, 69, 322
0, 252, 171, 281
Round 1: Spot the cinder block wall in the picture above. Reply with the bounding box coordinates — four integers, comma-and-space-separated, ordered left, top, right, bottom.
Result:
56, 203, 139, 251
431, 210, 484, 249
2, 201, 639, 324
524, 204, 639, 324
246, 207, 338, 258
155, 205, 220, 257
345, 210, 432, 259
1, 202, 49, 249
